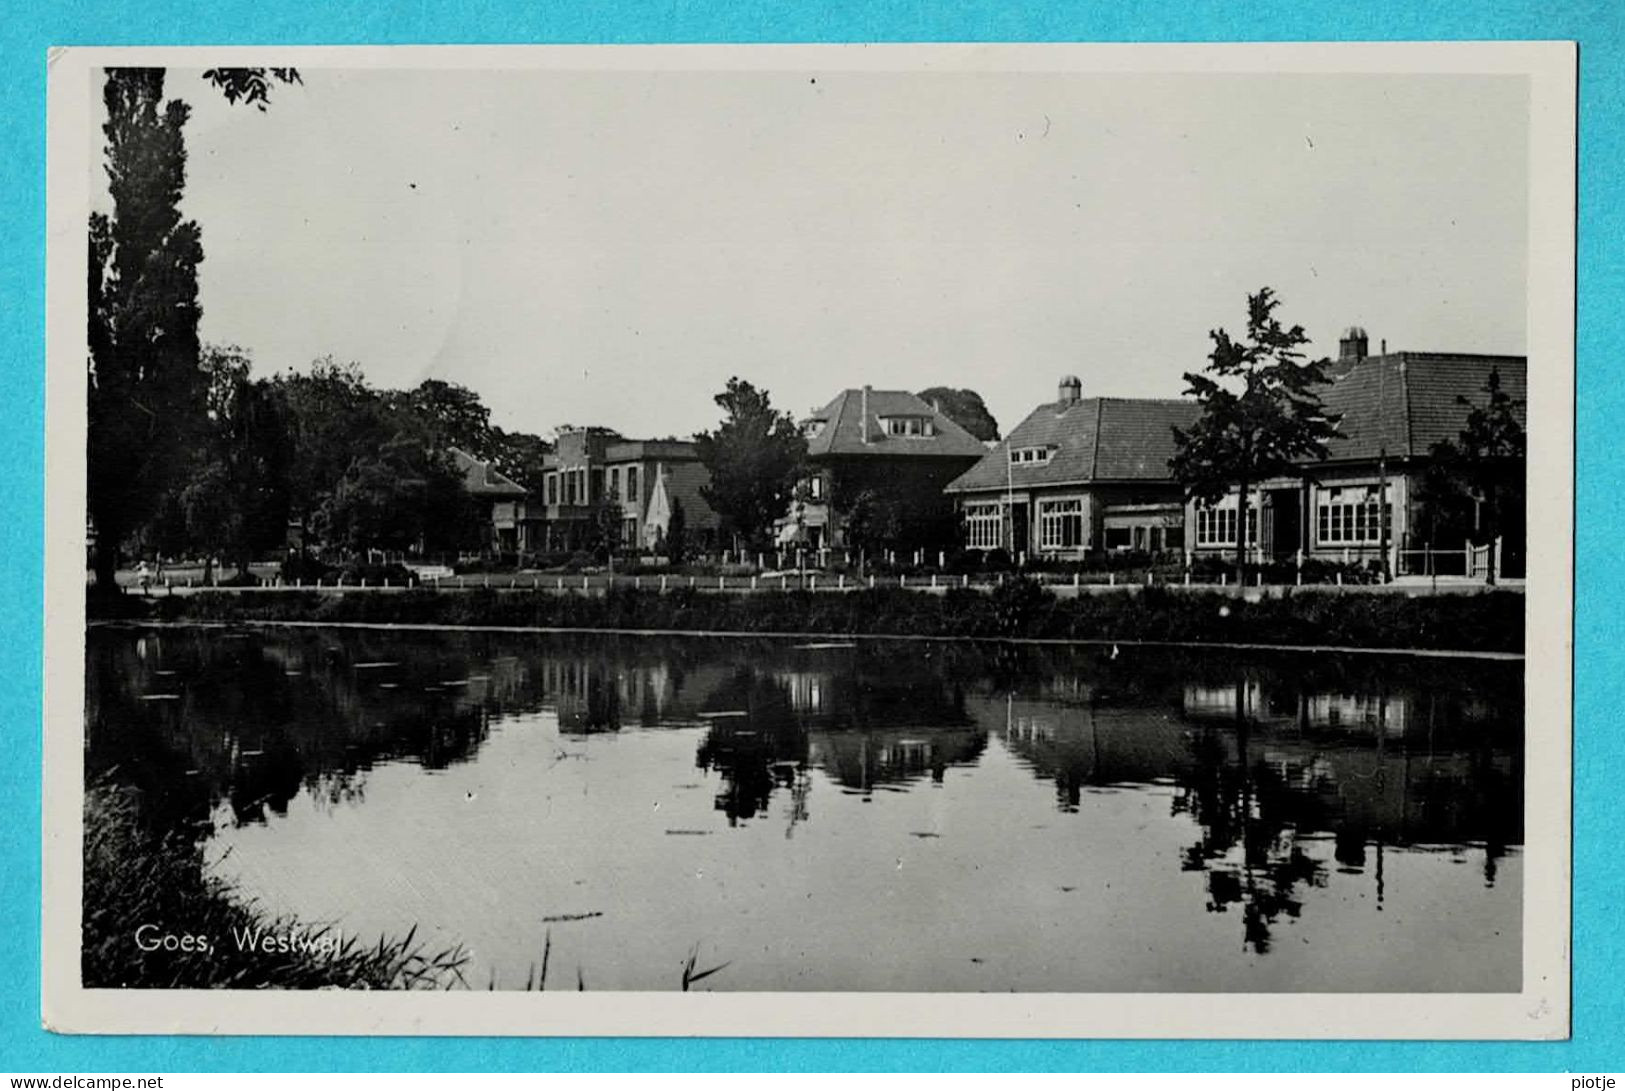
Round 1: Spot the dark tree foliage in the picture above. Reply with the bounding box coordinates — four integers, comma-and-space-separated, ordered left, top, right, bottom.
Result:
200, 68, 302, 111
88, 69, 208, 591
313, 437, 474, 556
267, 359, 392, 543
180, 347, 291, 580
827, 459, 964, 556
486, 427, 553, 490
917, 386, 1000, 442
1424, 367, 1527, 584
694, 378, 806, 551
1170, 289, 1342, 582
388, 379, 494, 457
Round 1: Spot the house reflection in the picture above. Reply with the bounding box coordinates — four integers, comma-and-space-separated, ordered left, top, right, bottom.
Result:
90, 628, 1524, 958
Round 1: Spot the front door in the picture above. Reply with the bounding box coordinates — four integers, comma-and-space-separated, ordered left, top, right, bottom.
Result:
1009, 503, 1030, 556
1270, 489, 1302, 560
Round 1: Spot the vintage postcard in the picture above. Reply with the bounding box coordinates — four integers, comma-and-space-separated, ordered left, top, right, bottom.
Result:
42, 42, 1574, 1037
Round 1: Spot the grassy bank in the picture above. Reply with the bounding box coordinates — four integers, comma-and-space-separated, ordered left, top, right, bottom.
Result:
83, 783, 468, 989
107, 581, 1524, 653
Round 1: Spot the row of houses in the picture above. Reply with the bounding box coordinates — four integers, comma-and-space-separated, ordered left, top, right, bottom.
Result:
453, 326, 1526, 573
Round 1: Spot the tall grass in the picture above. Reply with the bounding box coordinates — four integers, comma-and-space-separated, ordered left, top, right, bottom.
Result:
82, 783, 469, 989
128, 581, 1525, 653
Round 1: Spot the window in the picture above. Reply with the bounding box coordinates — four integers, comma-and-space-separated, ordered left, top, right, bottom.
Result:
1104, 526, 1132, 550
885, 416, 935, 437
1009, 446, 1053, 465
1039, 499, 1086, 551
545, 473, 558, 506
626, 466, 640, 502
807, 474, 825, 501
802, 418, 827, 438
1194, 504, 1258, 546
965, 503, 1003, 550
608, 467, 621, 500
1317, 485, 1392, 546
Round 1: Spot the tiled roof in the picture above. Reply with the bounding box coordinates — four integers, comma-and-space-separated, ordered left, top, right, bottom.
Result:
946, 398, 1200, 493
1320, 353, 1527, 462
803, 389, 991, 459
448, 446, 528, 497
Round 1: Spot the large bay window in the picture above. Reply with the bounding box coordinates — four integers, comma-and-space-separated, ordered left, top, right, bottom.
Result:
1316, 484, 1392, 546
1194, 503, 1258, 547
964, 503, 1003, 550
1038, 498, 1086, 551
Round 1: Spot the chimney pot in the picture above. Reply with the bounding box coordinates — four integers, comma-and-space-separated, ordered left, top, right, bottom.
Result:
1339, 326, 1370, 362
1058, 375, 1082, 405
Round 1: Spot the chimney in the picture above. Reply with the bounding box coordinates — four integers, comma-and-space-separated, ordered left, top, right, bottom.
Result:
861, 385, 871, 444
1058, 375, 1082, 406
1339, 326, 1369, 362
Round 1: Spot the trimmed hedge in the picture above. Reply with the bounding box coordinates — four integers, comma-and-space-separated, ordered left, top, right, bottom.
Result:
125, 580, 1524, 654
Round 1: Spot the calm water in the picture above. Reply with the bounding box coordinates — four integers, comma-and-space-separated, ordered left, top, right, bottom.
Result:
87, 625, 1523, 992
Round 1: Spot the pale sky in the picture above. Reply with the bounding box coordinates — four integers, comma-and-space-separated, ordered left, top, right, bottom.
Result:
111, 66, 1528, 440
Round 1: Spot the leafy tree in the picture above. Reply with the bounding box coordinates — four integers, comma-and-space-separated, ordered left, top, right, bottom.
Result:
268, 359, 391, 549
694, 378, 805, 551
917, 387, 1000, 442
485, 427, 553, 490
1170, 289, 1342, 583
200, 68, 302, 111
313, 437, 472, 557
179, 347, 290, 582
1425, 367, 1526, 585
389, 379, 494, 457
88, 69, 208, 591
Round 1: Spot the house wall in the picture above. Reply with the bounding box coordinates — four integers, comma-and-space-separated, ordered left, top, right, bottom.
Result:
954, 481, 1183, 557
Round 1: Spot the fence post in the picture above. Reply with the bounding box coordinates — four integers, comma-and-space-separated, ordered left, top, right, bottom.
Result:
1184, 570, 1190, 587
583, 574, 590, 590
963, 574, 970, 588
1073, 572, 1080, 589
839, 574, 846, 590
719, 575, 725, 590
661, 575, 668, 592
1220, 573, 1226, 587
1337, 571, 1344, 587
931, 574, 938, 589
690, 576, 696, 589
751, 575, 758, 590
811, 575, 818, 591
1147, 571, 1153, 586
1109, 572, 1115, 587
484, 575, 490, 588
869, 575, 876, 589
296, 579, 302, 589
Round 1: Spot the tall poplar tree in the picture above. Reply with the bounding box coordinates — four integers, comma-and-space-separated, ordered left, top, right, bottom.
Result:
88, 69, 207, 592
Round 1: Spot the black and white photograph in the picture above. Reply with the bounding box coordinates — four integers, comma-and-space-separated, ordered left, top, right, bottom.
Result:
42, 43, 1574, 1037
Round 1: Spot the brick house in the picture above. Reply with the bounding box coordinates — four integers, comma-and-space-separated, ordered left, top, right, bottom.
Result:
1185, 330, 1528, 576
602, 439, 721, 554
944, 376, 1199, 558
448, 446, 531, 554
778, 386, 989, 551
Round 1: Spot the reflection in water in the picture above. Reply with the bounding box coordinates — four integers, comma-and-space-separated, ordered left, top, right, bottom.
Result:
87, 626, 1524, 991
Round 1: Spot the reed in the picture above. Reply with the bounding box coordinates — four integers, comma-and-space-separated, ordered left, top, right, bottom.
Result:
82, 783, 469, 990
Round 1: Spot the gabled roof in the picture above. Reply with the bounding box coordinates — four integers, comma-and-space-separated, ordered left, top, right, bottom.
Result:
803, 388, 990, 459
946, 397, 1200, 493
1320, 353, 1527, 462
448, 446, 527, 497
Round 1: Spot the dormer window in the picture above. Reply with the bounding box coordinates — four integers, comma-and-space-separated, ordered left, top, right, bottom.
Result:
802, 418, 827, 438
1009, 446, 1053, 465
883, 416, 935, 438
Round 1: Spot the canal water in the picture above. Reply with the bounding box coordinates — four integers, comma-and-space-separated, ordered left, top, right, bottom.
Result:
86, 625, 1523, 993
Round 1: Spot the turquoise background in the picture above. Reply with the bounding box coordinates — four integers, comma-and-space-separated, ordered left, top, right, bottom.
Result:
1, 0, 1616, 1073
